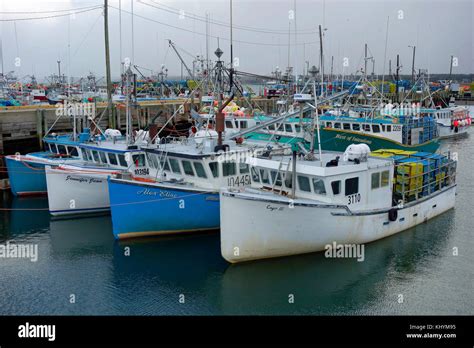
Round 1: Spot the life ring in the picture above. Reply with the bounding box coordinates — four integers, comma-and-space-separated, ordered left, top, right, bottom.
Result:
388, 208, 398, 222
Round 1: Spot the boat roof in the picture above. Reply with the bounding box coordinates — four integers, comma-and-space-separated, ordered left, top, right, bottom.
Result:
252, 151, 392, 177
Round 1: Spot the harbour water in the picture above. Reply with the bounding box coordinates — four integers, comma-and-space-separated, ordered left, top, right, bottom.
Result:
1, 125, 473, 315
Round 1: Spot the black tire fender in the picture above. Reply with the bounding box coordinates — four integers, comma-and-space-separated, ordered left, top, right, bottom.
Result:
388, 208, 398, 222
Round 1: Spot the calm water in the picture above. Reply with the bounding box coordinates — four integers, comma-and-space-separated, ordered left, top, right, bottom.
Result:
1, 126, 473, 315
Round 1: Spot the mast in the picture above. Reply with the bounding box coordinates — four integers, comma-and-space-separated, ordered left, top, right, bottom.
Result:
229, 0, 234, 93
410, 45, 416, 83
104, 0, 114, 128
364, 43, 368, 79
293, 0, 298, 93
449, 55, 454, 82
319, 25, 324, 97
131, 0, 135, 64
395, 54, 400, 103
119, 0, 123, 74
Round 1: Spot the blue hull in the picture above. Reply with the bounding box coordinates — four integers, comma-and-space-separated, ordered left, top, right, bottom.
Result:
108, 178, 220, 239
5, 157, 47, 196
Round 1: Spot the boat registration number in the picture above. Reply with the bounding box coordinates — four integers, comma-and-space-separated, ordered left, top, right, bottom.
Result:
227, 174, 251, 187
347, 193, 361, 205
392, 125, 402, 131
134, 168, 149, 176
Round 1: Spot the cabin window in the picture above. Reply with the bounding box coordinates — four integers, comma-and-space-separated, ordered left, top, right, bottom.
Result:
386, 125, 391, 132
193, 162, 207, 178
268, 124, 275, 131
51, 144, 59, 153
312, 178, 326, 195
132, 154, 146, 167
240, 121, 247, 129
380, 125, 385, 132
326, 122, 332, 128
251, 167, 260, 183
208, 162, 219, 178
334, 123, 341, 129
371, 172, 380, 189
352, 123, 360, 131
80, 148, 88, 161
58, 145, 67, 155
68, 146, 78, 157
294, 124, 301, 133
363, 124, 371, 132
331, 180, 341, 195
297, 175, 311, 192
99, 151, 108, 164
285, 124, 293, 132
147, 153, 158, 168
108, 153, 118, 166
225, 120, 233, 129
381, 170, 390, 187
46, 143, 52, 152
169, 158, 181, 174
345, 177, 359, 195
117, 154, 128, 167
182, 160, 195, 176
284, 172, 292, 188
222, 162, 236, 176
372, 125, 381, 133
239, 163, 249, 174
277, 124, 284, 131
271, 171, 282, 186
159, 156, 170, 171
260, 169, 270, 184
92, 151, 100, 162
343, 123, 351, 130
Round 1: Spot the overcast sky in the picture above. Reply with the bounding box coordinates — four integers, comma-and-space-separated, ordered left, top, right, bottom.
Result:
0, 0, 472, 81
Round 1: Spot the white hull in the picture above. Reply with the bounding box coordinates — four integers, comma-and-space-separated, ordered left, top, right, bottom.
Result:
45, 166, 115, 216
220, 185, 456, 263
437, 123, 469, 139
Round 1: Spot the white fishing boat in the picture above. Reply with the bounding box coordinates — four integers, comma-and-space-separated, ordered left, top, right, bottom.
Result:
45, 67, 150, 216
220, 145, 457, 263
434, 106, 471, 138
45, 142, 147, 216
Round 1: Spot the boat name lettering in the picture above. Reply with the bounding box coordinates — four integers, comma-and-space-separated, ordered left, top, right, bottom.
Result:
65, 175, 102, 184
334, 134, 372, 145
266, 204, 283, 212
137, 188, 177, 198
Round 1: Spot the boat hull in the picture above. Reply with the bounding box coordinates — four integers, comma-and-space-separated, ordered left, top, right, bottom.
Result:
45, 166, 113, 216
108, 178, 220, 239
5, 156, 47, 196
437, 123, 469, 139
316, 128, 440, 153
220, 185, 456, 263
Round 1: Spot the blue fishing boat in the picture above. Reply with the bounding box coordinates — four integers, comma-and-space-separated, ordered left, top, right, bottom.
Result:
5, 134, 85, 196
107, 127, 286, 239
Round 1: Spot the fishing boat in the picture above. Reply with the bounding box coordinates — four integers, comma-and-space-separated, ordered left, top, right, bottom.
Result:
45, 140, 147, 216
45, 68, 150, 216
5, 134, 85, 196
434, 106, 471, 138
220, 145, 457, 263
309, 108, 440, 153
107, 128, 280, 239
